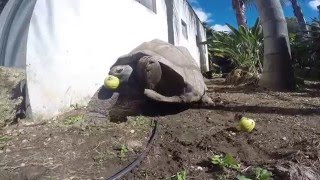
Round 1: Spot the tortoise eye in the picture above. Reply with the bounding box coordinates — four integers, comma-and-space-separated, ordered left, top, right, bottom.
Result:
115, 68, 123, 73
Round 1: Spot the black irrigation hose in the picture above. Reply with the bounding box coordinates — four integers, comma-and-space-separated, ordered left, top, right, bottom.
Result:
106, 120, 158, 180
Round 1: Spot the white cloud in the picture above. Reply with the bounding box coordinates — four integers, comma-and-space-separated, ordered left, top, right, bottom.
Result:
193, 7, 212, 23
187, 0, 212, 23
309, 0, 320, 10
211, 24, 231, 32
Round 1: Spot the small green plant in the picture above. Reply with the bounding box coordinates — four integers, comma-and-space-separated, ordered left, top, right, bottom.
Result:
236, 175, 252, 180
63, 115, 84, 125
211, 153, 241, 170
118, 144, 129, 160
255, 167, 272, 180
70, 103, 82, 110
0, 135, 11, 143
172, 170, 187, 180
236, 167, 273, 180
130, 115, 152, 127
0, 135, 11, 149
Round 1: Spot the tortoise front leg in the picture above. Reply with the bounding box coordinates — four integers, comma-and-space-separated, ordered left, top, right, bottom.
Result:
144, 88, 202, 103
144, 89, 181, 103
136, 56, 162, 90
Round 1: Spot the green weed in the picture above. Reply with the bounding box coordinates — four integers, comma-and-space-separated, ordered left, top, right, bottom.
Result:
63, 115, 84, 125
211, 153, 241, 170
0, 135, 11, 143
255, 167, 272, 180
0, 135, 11, 149
130, 116, 152, 127
70, 103, 86, 110
118, 144, 129, 160
172, 170, 187, 180
236, 175, 252, 180
236, 167, 273, 180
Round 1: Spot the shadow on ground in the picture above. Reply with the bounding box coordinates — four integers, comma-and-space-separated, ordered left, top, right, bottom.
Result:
202, 104, 320, 116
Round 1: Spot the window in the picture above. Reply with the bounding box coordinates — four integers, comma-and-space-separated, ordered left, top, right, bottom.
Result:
196, 35, 199, 45
196, 35, 206, 53
181, 20, 188, 39
135, 0, 157, 13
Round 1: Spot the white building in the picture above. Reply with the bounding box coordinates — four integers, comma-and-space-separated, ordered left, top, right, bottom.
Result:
0, 0, 208, 119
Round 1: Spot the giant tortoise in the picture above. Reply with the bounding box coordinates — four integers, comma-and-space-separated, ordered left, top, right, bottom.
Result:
106, 39, 212, 104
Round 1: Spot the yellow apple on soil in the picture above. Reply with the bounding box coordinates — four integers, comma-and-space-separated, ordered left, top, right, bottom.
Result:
238, 117, 255, 132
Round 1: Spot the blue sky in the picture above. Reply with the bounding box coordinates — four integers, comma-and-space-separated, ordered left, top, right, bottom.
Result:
188, 0, 320, 31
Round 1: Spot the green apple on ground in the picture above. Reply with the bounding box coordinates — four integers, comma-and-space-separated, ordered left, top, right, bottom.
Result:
238, 117, 255, 132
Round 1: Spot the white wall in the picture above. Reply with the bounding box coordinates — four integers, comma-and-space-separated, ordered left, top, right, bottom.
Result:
26, 0, 168, 118
197, 20, 210, 72
172, 0, 209, 71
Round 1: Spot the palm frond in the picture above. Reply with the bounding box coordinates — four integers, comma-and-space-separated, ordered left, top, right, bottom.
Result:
203, 19, 264, 73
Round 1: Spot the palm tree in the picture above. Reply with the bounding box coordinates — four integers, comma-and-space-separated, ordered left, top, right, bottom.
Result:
288, 0, 307, 31
0, 0, 9, 13
255, 0, 295, 90
243, 0, 307, 31
232, 0, 247, 27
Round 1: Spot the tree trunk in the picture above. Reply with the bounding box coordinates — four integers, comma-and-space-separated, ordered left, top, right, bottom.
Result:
232, 0, 247, 27
0, 0, 9, 13
290, 0, 307, 31
255, 0, 295, 91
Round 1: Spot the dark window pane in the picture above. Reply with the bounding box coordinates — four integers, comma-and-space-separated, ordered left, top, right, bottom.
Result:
181, 20, 188, 39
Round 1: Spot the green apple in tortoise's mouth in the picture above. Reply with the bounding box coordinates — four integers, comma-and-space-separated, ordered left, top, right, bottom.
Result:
104, 75, 120, 90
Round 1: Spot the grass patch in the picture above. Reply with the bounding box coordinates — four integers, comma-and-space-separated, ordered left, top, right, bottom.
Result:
0, 135, 11, 149
63, 115, 84, 126
0, 135, 11, 143
130, 115, 152, 127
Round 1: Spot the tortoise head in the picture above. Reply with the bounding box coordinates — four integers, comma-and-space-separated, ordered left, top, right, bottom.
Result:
108, 64, 145, 97
109, 65, 133, 84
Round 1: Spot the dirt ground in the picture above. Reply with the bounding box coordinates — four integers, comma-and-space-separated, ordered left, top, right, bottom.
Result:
0, 79, 319, 180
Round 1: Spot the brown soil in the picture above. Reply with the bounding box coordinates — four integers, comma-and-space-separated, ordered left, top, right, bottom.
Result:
1, 80, 320, 180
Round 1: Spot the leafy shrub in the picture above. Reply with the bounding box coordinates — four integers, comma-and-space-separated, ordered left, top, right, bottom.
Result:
290, 33, 310, 68
290, 18, 320, 78
204, 19, 263, 74
306, 19, 320, 65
